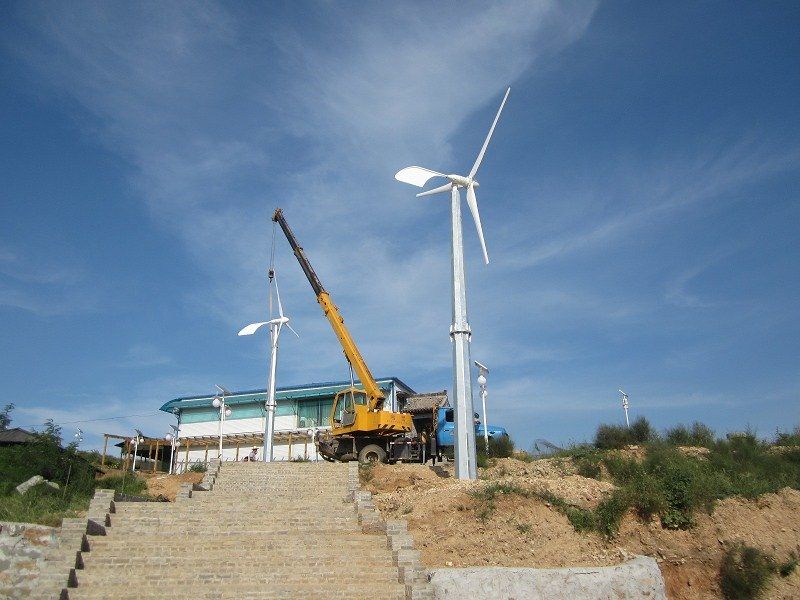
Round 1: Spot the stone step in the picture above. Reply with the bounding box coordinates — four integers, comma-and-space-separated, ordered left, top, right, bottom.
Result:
67, 583, 406, 600
80, 554, 397, 567
75, 567, 402, 582
88, 535, 385, 549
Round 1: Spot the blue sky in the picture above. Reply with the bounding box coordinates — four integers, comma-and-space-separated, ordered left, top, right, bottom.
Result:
1, 1, 798, 451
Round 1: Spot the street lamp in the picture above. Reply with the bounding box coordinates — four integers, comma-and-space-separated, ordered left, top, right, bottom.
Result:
130, 430, 144, 473
212, 385, 232, 461
619, 389, 630, 428
165, 424, 179, 474
474, 361, 490, 455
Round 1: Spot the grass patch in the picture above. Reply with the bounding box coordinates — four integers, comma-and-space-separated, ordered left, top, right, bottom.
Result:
720, 544, 776, 599
188, 462, 208, 473
95, 475, 148, 496
0, 484, 89, 527
469, 481, 531, 522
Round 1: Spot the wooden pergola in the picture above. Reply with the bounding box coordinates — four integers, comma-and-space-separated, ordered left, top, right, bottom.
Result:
102, 430, 317, 473
175, 430, 316, 469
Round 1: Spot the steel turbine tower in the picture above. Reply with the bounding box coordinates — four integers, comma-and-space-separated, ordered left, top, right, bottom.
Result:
239, 272, 298, 461
395, 87, 510, 480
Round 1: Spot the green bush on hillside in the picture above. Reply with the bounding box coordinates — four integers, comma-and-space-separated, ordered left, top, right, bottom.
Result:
665, 422, 715, 447
720, 544, 776, 600
594, 417, 656, 449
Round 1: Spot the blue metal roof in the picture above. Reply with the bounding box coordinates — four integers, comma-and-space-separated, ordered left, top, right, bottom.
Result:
159, 376, 416, 414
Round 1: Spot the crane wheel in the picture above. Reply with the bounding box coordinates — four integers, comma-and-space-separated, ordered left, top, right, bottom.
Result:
358, 444, 387, 464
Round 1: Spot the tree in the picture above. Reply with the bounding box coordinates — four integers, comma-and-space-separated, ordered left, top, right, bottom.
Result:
0, 403, 13, 430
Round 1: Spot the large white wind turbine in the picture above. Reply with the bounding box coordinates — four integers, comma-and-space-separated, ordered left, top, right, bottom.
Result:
238, 272, 298, 462
395, 87, 510, 480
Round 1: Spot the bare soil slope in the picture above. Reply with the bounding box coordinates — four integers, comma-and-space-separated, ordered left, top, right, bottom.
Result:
365, 459, 800, 600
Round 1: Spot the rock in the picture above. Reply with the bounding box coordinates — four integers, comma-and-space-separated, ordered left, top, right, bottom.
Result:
44, 481, 60, 490
15, 476, 44, 494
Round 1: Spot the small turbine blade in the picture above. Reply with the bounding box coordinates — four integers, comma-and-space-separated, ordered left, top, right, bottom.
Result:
416, 182, 453, 197
238, 322, 268, 336
466, 184, 489, 264
274, 274, 284, 319
395, 166, 447, 187
468, 87, 510, 180
286, 322, 300, 338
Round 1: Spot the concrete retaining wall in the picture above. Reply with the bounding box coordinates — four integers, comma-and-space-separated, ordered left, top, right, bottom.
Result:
428, 556, 666, 600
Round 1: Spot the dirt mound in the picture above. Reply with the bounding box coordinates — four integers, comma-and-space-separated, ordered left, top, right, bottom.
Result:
145, 472, 204, 501
366, 459, 800, 600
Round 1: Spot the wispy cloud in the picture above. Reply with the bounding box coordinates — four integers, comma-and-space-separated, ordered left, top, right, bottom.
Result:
0, 245, 96, 315
116, 343, 172, 368
502, 138, 799, 270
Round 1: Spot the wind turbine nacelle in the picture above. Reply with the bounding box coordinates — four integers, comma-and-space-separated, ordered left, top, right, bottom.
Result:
447, 174, 474, 188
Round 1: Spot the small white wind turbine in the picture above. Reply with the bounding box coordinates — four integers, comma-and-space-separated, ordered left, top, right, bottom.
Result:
395, 87, 510, 481
238, 272, 298, 462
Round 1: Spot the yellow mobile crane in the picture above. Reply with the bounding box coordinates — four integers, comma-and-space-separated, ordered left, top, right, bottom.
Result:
272, 208, 412, 462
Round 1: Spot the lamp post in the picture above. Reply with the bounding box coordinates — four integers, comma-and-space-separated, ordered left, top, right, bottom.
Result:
212, 386, 232, 461
130, 431, 144, 473
619, 389, 630, 428
474, 361, 490, 455
165, 425, 179, 474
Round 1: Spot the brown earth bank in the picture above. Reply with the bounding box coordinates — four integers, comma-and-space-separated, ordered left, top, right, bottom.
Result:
365, 458, 800, 600
97, 469, 204, 501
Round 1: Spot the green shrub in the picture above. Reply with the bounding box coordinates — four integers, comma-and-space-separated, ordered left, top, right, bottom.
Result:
594, 491, 630, 538
570, 447, 601, 480
775, 427, 800, 447
594, 423, 631, 450
603, 455, 643, 484
629, 417, 657, 445
665, 422, 715, 447
720, 544, 775, 599
488, 435, 515, 458
95, 475, 148, 496
188, 462, 208, 473
778, 553, 797, 578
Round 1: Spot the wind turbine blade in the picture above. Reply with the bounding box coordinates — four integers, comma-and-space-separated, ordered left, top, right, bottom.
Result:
286, 322, 300, 338
274, 275, 284, 319
238, 322, 268, 336
466, 184, 489, 264
416, 182, 453, 197
468, 87, 510, 179
395, 166, 447, 187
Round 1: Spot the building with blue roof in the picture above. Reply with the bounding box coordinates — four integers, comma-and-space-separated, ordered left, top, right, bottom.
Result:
160, 377, 414, 470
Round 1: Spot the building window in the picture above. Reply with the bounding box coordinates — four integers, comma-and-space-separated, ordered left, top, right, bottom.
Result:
297, 398, 335, 428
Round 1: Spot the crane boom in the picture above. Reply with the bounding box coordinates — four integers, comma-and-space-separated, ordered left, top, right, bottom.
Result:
272, 208, 386, 411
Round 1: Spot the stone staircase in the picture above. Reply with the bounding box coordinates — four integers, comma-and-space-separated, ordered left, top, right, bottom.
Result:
58, 461, 430, 599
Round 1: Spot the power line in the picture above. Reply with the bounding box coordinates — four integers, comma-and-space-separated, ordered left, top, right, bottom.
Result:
16, 411, 163, 430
